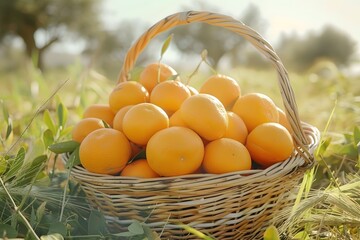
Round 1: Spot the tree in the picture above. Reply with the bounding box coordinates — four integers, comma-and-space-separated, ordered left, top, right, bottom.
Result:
277, 25, 357, 72
84, 20, 151, 80
170, 3, 266, 68
0, 0, 102, 70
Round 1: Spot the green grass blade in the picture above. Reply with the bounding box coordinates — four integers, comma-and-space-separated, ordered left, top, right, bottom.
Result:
177, 224, 214, 240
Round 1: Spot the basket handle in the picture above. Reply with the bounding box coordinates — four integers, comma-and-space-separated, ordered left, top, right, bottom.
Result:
118, 11, 313, 165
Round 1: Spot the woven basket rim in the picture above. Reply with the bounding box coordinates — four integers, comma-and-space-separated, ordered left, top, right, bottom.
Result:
65, 122, 319, 184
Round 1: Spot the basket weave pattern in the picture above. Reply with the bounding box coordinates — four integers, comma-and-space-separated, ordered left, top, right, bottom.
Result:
69, 11, 320, 239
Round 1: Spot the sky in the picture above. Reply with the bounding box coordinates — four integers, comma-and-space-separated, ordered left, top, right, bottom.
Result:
100, 0, 360, 55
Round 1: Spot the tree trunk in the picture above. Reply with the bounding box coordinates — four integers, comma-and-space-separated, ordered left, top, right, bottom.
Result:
37, 48, 44, 71
17, 24, 44, 71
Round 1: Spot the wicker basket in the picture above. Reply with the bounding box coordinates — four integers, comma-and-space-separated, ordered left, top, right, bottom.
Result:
68, 11, 320, 239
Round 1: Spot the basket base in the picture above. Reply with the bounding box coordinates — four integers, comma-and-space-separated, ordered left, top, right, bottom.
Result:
68, 123, 320, 239
84, 171, 305, 240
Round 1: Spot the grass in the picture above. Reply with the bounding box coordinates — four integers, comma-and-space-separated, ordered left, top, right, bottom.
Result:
0, 58, 359, 239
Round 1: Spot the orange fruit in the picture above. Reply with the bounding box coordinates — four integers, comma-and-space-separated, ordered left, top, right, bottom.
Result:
277, 107, 293, 133
120, 159, 160, 178
150, 80, 191, 114
79, 128, 131, 175
199, 74, 241, 109
113, 105, 133, 132
224, 112, 248, 144
180, 94, 228, 141
83, 104, 115, 127
202, 138, 251, 174
232, 93, 279, 132
139, 62, 177, 93
169, 110, 188, 127
71, 118, 105, 143
147, 126, 204, 177
108, 81, 149, 113
122, 103, 169, 146
245, 122, 294, 167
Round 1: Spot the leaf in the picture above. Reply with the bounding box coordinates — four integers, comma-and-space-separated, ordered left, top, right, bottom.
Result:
333, 143, 358, 159
66, 146, 80, 168
0, 223, 18, 238
1, 100, 12, 140
293, 231, 310, 240
160, 33, 174, 59
129, 149, 146, 163
344, 132, 353, 144
0, 156, 7, 175
47, 222, 67, 237
316, 137, 332, 157
1, 99, 9, 120
31, 206, 37, 227
4, 147, 26, 181
43, 129, 55, 149
88, 210, 108, 235
32, 155, 48, 167
14, 155, 47, 187
36, 201, 47, 222
5, 117, 13, 140
102, 120, 111, 128
57, 102, 68, 129
128, 221, 144, 235
48, 141, 80, 154
142, 223, 161, 240
41, 234, 65, 240
263, 225, 280, 240
201, 49, 208, 60
11, 213, 17, 230
43, 109, 56, 135
59, 126, 73, 139
112, 221, 147, 237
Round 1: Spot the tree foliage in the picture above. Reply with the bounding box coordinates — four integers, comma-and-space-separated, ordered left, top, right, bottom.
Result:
0, 0, 102, 70
277, 25, 357, 72
84, 20, 151, 80
170, 3, 266, 68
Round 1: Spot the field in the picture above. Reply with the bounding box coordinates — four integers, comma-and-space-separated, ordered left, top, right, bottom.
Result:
0, 60, 359, 239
